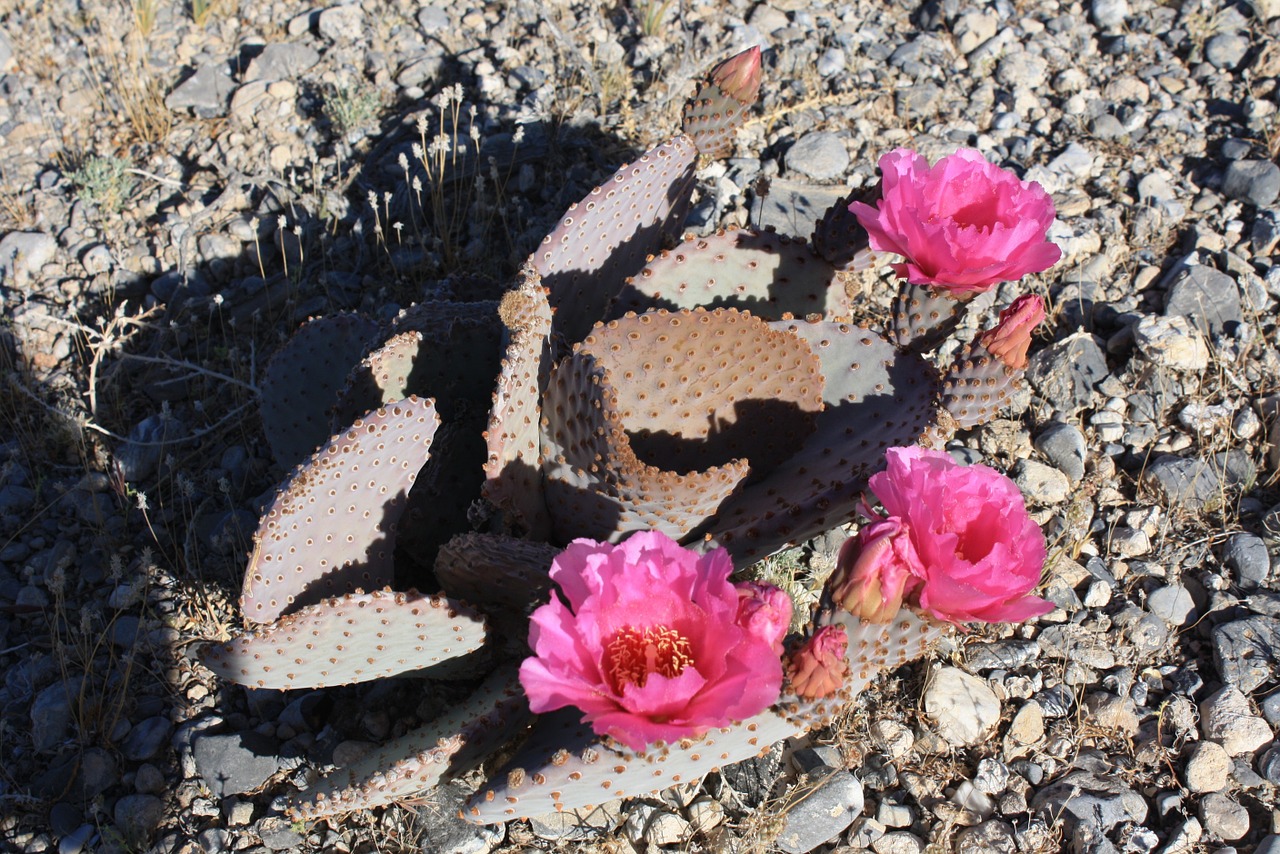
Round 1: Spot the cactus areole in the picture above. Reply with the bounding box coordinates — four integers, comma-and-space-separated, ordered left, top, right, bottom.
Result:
207, 46, 1060, 826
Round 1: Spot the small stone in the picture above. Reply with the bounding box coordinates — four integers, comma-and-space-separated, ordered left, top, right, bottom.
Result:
1222, 533, 1270, 590
817, 47, 845, 77
952, 781, 994, 818
1205, 31, 1249, 70
774, 771, 862, 853
529, 800, 624, 841
877, 800, 913, 828
686, 796, 724, 833
1012, 459, 1070, 505
1148, 584, 1195, 626
1223, 159, 1280, 207
1165, 266, 1243, 338
1084, 692, 1140, 736
1031, 770, 1147, 830
244, 43, 320, 83
871, 831, 925, 854
1034, 422, 1087, 483
165, 64, 234, 118
417, 5, 449, 32
785, 132, 849, 181
895, 83, 943, 120
58, 823, 93, 854
255, 818, 304, 851
1090, 0, 1129, 28
1141, 455, 1224, 513
122, 716, 172, 762
0, 231, 57, 286
973, 759, 1009, 796
1109, 526, 1150, 557
1164, 818, 1203, 852
870, 720, 915, 759
31, 680, 75, 752
955, 819, 1016, 854
317, 4, 364, 40
1198, 793, 1250, 841
192, 731, 291, 798
1133, 314, 1210, 372
115, 415, 188, 482
1200, 685, 1274, 755
954, 11, 998, 54
925, 667, 1001, 747
113, 794, 164, 846
1259, 745, 1280, 785
1007, 701, 1045, 745
134, 763, 166, 795
1213, 617, 1280, 692
1026, 332, 1109, 415
1262, 690, 1280, 726
624, 804, 689, 847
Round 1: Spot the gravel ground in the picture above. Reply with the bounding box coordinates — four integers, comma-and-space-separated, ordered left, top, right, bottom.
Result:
2, 0, 1280, 852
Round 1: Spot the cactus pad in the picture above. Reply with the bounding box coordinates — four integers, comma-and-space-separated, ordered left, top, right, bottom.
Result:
205, 588, 486, 689
242, 397, 440, 624
261, 313, 380, 466
290, 668, 529, 820
810, 186, 880, 273
606, 229, 847, 323
681, 47, 761, 158
940, 343, 1022, 429
889, 284, 969, 353
532, 135, 698, 343
434, 533, 560, 612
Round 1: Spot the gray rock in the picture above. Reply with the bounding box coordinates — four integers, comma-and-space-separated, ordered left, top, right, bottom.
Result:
1223, 533, 1270, 590
1259, 835, 1280, 854
165, 64, 235, 118
198, 828, 230, 854
113, 794, 164, 846
1026, 332, 1109, 415
1013, 459, 1070, 505
1200, 685, 1274, 755
1184, 740, 1230, 793
1223, 159, 1280, 207
924, 667, 1000, 746
30, 680, 75, 752
254, 818, 304, 851
1090, 114, 1127, 140
775, 772, 863, 854
1164, 266, 1242, 338
1262, 689, 1280, 726
0, 231, 57, 286
1031, 770, 1147, 830
785, 132, 849, 181
1112, 605, 1170, 654
956, 819, 1016, 854
1259, 745, 1280, 785
122, 716, 172, 762
1090, 0, 1129, 28
964, 639, 1040, 671
1147, 584, 1195, 626
1133, 314, 1210, 372
895, 83, 942, 120
1205, 31, 1249, 70
416, 782, 505, 853
528, 799, 623, 841
1213, 616, 1280, 691
1034, 422, 1086, 483
721, 741, 785, 808
416, 5, 449, 33
755, 179, 846, 238
0, 29, 13, 71
1140, 455, 1223, 513
817, 47, 845, 77
1198, 793, 1250, 841
115, 414, 188, 482
192, 731, 290, 798
317, 4, 365, 40
244, 43, 321, 83
58, 823, 94, 854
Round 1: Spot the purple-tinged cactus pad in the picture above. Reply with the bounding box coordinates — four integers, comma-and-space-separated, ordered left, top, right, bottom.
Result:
606, 229, 847, 323
889, 283, 969, 353
290, 667, 529, 820
204, 588, 486, 690
464, 612, 945, 822
532, 136, 698, 343
397, 411, 489, 572
941, 342, 1021, 429
810, 186, 879, 272
681, 47, 760, 158
242, 397, 440, 624
483, 270, 553, 537
261, 312, 379, 467
695, 322, 938, 561
435, 532, 560, 612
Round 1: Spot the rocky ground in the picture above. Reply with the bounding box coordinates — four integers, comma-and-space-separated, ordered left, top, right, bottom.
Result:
2, 0, 1280, 851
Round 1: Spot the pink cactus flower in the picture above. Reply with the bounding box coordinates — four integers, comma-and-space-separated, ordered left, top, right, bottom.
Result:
978, 294, 1047, 370
786, 625, 849, 700
849, 148, 1062, 294
709, 45, 762, 105
519, 531, 791, 751
832, 446, 1053, 625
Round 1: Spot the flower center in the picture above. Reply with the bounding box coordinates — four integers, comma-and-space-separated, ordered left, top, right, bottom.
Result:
604, 625, 694, 691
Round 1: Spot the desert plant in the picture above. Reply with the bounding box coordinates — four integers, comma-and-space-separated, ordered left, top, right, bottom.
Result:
66, 154, 134, 215
202, 47, 1061, 825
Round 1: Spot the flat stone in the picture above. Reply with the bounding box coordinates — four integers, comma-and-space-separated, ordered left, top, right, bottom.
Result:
964, 639, 1040, 672
244, 43, 321, 83
191, 731, 289, 798
0, 231, 57, 286
624, 804, 690, 847
416, 5, 449, 33
1213, 616, 1280, 692
956, 819, 1016, 854
1034, 422, 1087, 483
785, 132, 849, 181
895, 83, 942, 120
317, 4, 364, 40
756, 179, 847, 239
254, 817, 304, 851
165, 64, 234, 118
1133, 314, 1210, 371
1090, 0, 1129, 29
1184, 741, 1230, 793
122, 716, 172, 762
1200, 685, 1274, 755
1140, 455, 1223, 513
1026, 332, 1109, 415
925, 667, 1000, 746
1012, 459, 1070, 505
871, 830, 925, 854
1223, 159, 1280, 207
1007, 701, 1045, 745
528, 799, 623, 841
1222, 533, 1270, 590
1084, 692, 1139, 736
1205, 31, 1249, 70
1031, 770, 1147, 831
113, 794, 164, 846
1148, 584, 1195, 626
30, 680, 76, 752
115, 415, 188, 482
773, 771, 862, 852
1198, 793, 1250, 841
1164, 266, 1242, 338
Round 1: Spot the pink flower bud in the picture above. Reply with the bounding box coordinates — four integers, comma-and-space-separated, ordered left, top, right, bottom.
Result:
709, 46, 762, 106
978, 295, 1046, 370
786, 626, 849, 700
830, 518, 919, 624
736, 581, 793, 653
849, 149, 1062, 294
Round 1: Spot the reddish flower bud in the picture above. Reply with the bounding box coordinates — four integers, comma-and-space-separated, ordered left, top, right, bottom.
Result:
786, 626, 849, 700
709, 46, 762, 106
978, 294, 1046, 371
829, 518, 918, 624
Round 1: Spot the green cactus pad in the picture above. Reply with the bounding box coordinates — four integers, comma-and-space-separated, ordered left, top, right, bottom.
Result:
261, 313, 379, 467
532, 136, 698, 343
435, 533, 560, 612
542, 308, 823, 542
483, 269, 553, 538
681, 47, 761, 158
941, 343, 1021, 429
606, 229, 847, 323
204, 588, 486, 689
889, 283, 969, 353
290, 667, 529, 820
332, 301, 503, 426
242, 397, 440, 624
464, 611, 945, 822
695, 321, 939, 561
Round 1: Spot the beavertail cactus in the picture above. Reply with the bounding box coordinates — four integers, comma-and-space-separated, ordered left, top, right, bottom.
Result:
207, 46, 1061, 828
